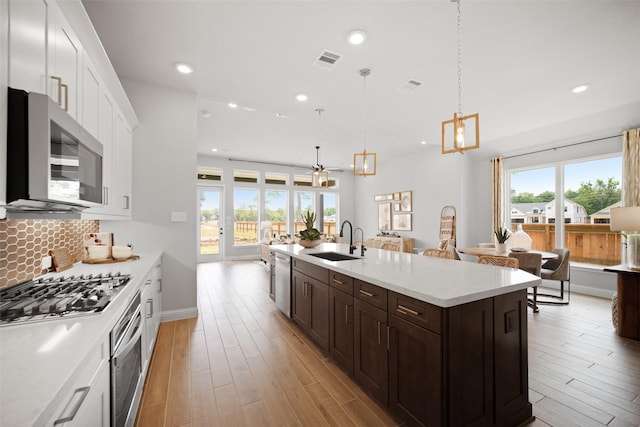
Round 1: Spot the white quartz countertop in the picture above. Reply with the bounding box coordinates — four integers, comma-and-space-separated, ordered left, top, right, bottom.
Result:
270, 243, 540, 307
0, 251, 162, 427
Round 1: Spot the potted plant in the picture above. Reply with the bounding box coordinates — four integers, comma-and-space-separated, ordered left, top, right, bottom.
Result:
494, 226, 511, 253
297, 210, 323, 248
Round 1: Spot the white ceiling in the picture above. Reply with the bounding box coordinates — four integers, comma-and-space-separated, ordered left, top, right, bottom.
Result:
82, 0, 640, 170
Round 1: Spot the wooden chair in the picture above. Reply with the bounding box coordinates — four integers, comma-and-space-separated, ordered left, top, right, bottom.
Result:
381, 242, 401, 252
477, 255, 519, 268
509, 252, 542, 313
539, 248, 571, 305
422, 248, 455, 260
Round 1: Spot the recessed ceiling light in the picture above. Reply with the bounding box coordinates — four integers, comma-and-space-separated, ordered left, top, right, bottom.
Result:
243, 107, 256, 112
275, 113, 289, 118
571, 84, 590, 93
347, 30, 367, 45
174, 62, 194, 74
295, 93, 308, 102
211, 148, 218, 152
421, 140, 427, 145
228, 102, 238, 109
201, 110, 211, 118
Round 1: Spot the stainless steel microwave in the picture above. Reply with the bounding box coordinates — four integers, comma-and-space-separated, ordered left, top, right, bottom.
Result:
6, 88, 103, 216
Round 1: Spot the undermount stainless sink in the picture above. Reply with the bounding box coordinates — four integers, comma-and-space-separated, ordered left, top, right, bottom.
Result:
308, 252, 361, 261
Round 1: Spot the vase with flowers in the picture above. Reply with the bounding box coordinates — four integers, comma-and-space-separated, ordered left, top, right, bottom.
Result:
297, 210, 323, 248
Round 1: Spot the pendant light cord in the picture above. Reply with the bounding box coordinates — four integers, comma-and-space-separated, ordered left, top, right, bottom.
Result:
362, 70, 368, 152
457, 0, 463, 117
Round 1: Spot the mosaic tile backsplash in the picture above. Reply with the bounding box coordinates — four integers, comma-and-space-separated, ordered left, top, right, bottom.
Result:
0, 220, 99, 288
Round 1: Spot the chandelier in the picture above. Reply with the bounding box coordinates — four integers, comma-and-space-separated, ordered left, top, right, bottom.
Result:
354, 68, 377, 176
441, 0, 479, 154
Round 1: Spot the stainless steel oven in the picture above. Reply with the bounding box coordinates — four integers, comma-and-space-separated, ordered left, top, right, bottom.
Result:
110, 292, 143, 427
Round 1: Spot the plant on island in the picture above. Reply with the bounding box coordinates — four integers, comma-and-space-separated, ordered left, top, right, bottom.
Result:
494, 227, 511, 244
298, 210, 322, 241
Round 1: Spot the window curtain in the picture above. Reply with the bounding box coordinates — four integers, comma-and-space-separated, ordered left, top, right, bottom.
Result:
491, 157, 503, 233
622, 128, 640, 207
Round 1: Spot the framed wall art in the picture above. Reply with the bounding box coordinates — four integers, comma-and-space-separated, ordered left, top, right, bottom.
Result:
400, 191, 412, 212
378, 203, 392, 231
393, 213, 412, 231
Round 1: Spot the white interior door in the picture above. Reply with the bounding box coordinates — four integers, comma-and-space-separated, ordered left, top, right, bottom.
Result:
198, 186, 223, 262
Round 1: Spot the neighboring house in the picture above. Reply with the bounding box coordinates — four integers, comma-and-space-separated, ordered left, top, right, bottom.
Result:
511, 199, 588, 224
591, 201, 622, 224
511, 202, 548, 224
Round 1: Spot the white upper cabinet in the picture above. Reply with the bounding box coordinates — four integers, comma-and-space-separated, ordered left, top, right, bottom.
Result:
8, 0, 49, 93
4, 0, 137, 220
113, 112, 133, 216
47, 1, 81, 120
81, 51, 100, 138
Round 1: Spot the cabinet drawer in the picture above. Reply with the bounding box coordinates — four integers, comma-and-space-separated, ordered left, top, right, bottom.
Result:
388, 291, 442, 334
329, 271, 354, 295
293, 259, 328, 283
355, 279, 387, 310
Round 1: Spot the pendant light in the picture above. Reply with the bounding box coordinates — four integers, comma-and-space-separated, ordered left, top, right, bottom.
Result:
311, 145, 329, 188
441, 0, 479, 154
312, 108, 329, 188
354, 68, 377, 176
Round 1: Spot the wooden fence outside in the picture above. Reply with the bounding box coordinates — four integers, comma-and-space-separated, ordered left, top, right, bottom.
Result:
516, 224, 622, 265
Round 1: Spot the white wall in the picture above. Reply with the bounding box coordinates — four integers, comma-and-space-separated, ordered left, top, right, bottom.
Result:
197, 155, 356, 259
101, 79, 198, 320
352, 146, 465, 250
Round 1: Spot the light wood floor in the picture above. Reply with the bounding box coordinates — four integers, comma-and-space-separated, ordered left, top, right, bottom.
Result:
135, 261, 640, 427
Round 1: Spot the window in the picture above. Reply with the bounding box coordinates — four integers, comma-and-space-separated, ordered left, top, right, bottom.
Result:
234, 169, 258, 183
322, 193, 338, 237
233, 188, 258, 245
293, 174, 312, 187
507, 155, 622, 265
265, 172, 287, 185
197, 167, 222, 181
265, 190, 288, 237
294, 191, 314, 233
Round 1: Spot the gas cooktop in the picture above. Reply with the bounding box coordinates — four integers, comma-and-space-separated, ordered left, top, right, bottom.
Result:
0, 273, 131, 325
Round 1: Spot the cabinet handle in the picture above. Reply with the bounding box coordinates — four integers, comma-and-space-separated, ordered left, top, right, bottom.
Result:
157, 278, 162, 293
332, 278, 344, 285
145, 279, 152, 286
377, 321, 382, 345
103, 186, 109, 205
397, 304, 420, 316
61, 82, 68, 112
345, 305, 349, 324
303, 281, 308, 296
50, 76, 63, 108
359, 289, 375, 298
147, 298, 153, 318
307, 283, 312, 297
123, 195, 130, 210
53, 386, 90, 425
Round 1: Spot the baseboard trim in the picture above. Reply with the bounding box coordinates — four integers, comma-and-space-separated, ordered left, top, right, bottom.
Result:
161, 307, 198, 322
570, 284, 615, 299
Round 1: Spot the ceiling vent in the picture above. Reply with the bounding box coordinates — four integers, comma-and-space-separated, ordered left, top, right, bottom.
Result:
397, 79, 423, 93
313, 50, 342, 70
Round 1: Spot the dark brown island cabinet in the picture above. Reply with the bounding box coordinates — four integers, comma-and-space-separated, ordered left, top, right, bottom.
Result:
290, 259, 532, 427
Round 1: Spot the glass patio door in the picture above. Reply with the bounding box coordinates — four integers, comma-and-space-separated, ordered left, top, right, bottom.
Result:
198, 186, 223, 262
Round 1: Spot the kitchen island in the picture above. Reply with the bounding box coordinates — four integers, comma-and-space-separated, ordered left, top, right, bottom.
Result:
270, 243, 539, 427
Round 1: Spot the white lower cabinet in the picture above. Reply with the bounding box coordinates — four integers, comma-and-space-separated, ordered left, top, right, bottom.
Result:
141, 260, 162, 375
47, 338, 110, 427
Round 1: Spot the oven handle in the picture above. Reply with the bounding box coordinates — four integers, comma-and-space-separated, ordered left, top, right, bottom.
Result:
113, 312, 143, 366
